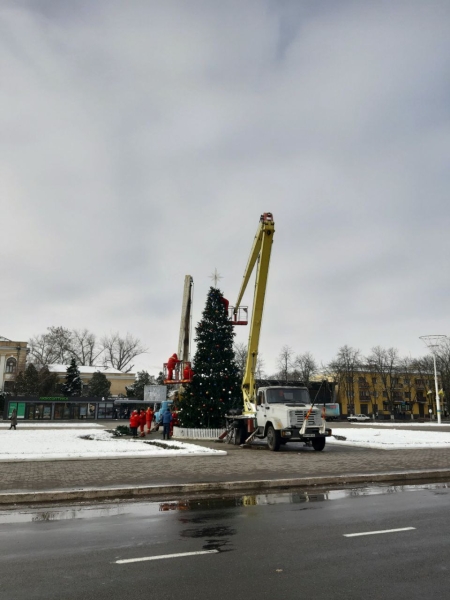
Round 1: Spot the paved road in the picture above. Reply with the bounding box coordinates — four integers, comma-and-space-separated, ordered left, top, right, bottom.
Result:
3, 432, 450, 493
0, 482, 449, 600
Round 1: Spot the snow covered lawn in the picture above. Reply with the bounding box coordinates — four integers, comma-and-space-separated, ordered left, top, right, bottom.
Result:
0, 429, 226, 461
329, 427, 450, 449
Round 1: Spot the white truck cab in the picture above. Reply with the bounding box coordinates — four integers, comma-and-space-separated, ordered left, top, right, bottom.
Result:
249, 386, 331, 451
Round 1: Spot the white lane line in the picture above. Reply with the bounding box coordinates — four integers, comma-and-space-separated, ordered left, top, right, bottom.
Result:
344, 527, 416, 538
116, 550, 219, 564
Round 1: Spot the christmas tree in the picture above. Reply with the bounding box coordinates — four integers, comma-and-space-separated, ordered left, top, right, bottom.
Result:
179, 287, 241, 428
62, 359, 82, 397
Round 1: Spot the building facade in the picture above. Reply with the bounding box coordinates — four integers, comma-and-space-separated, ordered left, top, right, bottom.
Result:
335, 370, 443, 419
0, 337, 27, 392
47, 364, 136, 397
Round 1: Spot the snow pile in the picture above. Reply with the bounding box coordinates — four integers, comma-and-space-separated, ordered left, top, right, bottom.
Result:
0, 429, 226, 461
329, 427, 450, 449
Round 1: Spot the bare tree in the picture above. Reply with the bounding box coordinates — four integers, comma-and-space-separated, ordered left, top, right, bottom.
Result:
436, 340, 450, 415
233, 342, 248, 380
328, 345, 362, 414
69, 329, 102, 366
292, 351, 317, 388
28, 326, 73, 367
413, 355, 436, 408
233, 342, 265, 380
101, 332, 147, 372
277, 345, 295, 382
366, 346, 399, 415
398, 355, 416, 411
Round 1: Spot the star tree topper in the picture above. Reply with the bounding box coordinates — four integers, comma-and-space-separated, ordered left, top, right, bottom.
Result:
209, 268, 223, 287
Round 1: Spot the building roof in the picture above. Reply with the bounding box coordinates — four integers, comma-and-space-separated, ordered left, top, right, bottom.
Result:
48, 364, 133, 376
0, 336, 11, 342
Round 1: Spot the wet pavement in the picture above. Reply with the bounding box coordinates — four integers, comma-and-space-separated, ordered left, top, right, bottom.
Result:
0, 481, 449, 599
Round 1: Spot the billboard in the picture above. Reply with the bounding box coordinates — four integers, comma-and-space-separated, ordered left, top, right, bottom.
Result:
144, 385, 166, 404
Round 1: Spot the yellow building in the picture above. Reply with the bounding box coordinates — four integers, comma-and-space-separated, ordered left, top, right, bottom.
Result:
0, 336, 27, 393
47, 364, 135, 396
335, 369, 443, 419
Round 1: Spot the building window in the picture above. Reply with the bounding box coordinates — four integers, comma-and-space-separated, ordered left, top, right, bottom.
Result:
404, 378, 410, 386
5, 357, 16, 373
404, 392, 411, 399
372, 377, 377, 385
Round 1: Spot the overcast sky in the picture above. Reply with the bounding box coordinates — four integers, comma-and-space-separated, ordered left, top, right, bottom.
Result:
1, 0, 450, 376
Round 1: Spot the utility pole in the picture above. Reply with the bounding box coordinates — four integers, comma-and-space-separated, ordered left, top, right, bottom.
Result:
419, 335, 447, 425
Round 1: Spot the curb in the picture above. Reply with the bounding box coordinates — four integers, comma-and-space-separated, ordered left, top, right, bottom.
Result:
0, 450, 226, 463
1, 468, 450, 505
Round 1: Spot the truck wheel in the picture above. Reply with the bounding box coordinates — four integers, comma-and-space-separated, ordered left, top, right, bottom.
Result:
234, 423, 247, 445
266, 425, 280, 451
312, 438, 326, 451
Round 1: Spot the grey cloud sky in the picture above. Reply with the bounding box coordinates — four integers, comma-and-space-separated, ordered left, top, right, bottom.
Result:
1, 0, 450, 375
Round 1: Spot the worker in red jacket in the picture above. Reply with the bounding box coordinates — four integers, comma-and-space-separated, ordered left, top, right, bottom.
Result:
129, 410, 139, 437
183, 362, 194, 381
167, 353, 178, 380
170, 408, 179, 437
221, 296, 229, 315
146, 407, 154, 434
139, 409, 146, 437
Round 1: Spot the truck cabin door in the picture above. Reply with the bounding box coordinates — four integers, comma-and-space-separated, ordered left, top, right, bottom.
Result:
256, 390, 268, 427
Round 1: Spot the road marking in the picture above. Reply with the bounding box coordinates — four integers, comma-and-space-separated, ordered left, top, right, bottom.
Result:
344, 527, 416, 538
116, 550, 219, 564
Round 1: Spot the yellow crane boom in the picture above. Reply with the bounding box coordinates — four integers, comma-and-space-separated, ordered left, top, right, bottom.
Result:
233, 213, 275, 414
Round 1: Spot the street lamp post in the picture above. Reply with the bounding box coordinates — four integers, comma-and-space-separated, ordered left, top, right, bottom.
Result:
419, 335, 447, 425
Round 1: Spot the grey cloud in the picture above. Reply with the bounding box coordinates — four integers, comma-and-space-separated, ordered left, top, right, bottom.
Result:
1, 0, 450, 373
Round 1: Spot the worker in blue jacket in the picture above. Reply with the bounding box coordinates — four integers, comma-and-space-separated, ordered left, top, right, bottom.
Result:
160, 408, 173, 440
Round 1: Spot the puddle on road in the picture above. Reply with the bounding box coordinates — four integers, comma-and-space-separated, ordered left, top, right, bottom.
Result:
1, 481, 449, 525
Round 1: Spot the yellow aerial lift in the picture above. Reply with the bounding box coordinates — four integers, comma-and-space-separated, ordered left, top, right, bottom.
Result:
229, 213, 331, 451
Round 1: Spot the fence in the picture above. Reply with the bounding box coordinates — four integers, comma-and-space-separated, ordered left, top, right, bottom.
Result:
173, 426, 226, 440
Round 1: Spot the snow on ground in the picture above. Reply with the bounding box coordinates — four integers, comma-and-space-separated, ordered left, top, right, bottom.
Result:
0, 429, 226, 461
329, 427, 450, 449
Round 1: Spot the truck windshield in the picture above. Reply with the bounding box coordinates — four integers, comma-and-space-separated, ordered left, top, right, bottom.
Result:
266, 388, 310, 404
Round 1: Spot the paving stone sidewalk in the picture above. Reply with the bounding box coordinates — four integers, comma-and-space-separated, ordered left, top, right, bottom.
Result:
2, 440, 450, 493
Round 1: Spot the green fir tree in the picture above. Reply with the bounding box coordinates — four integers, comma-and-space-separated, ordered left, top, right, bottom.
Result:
179, 287, 241, 428
15, 364, 39, 396
126, 371, 155, 400
62, 359, 82, 397
88, 371, 111, 398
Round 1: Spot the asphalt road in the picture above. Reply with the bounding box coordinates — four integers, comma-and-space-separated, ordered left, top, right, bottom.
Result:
1, 483, 449, 600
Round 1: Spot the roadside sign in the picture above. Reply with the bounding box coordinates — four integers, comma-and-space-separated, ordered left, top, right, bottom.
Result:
144, 385, 166, 404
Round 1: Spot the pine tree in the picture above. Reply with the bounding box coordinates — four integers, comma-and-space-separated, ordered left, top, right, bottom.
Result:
62, 359, 82, 397
88, 371, 111, 398
126, 371, 154, 400
179, 287, 241, 428
15, 364, 40, 396
38, 366, 59, 397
